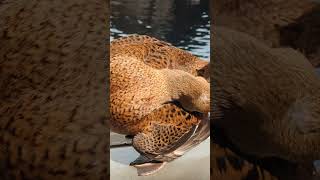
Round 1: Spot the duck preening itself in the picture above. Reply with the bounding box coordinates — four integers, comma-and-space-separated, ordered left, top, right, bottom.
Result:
110, 35, 210, 176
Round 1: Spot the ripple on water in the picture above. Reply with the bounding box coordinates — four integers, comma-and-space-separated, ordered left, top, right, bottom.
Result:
110, 0, 210, 60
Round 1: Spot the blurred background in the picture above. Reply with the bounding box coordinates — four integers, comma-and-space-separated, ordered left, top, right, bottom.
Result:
110, 0, 210, 60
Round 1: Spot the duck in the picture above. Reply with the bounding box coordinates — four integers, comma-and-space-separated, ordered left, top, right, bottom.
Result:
212, 26, 320, 176
110, 35, 210, 176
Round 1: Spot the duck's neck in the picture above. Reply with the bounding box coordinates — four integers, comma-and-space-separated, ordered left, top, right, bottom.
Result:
160, 68, 209, 113
161, 69, 199, 96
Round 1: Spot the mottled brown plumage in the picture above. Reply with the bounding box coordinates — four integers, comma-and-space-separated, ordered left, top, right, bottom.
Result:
211, 142, 277, 180
110, 35, 210, 175
211, 2, 320, 179
0, 0, 108, 179
111, 35, 210, 81
212, 26, 320, 174
213, 0, 317, 47
212, 0, 320, 68
110, 54, 209, 134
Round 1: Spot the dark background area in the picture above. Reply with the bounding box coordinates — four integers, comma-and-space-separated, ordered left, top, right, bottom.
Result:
110, 0, 210, 59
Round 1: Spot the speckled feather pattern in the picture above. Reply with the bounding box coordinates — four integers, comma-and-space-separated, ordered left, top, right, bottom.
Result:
110, 54, 209, 135
110, 35, 210, 135
111, 35, 210, 81
211, 142, 278, 180
212, 26, 320, 164
213, 0, 317, 47
0, 0, 108, 179
211, 2, 320, 179
132, 104, 201, 161
110, 35, 210, 163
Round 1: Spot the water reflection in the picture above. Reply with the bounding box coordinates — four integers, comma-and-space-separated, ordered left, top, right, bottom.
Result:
110, 0, 210, 60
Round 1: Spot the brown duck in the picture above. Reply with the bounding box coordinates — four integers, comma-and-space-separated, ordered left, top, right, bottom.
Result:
212, 26, 320, 175
110, 35, 210, 176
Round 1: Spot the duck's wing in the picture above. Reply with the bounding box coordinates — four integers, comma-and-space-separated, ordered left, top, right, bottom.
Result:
111, 34, 172, 49
133, 121, 199, 162
132, 103, 201, 160
172, 114, 210, 154
131, 104, 209, 175
131, 121, 210, 176
111, 35, 173, 69
131, 122, 198, 176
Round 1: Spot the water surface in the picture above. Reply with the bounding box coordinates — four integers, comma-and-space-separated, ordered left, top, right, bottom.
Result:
110, 0, 210, 60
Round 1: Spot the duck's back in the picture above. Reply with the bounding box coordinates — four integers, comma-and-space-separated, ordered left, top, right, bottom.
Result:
111, 35, 209, 78
110, 54, 171, 134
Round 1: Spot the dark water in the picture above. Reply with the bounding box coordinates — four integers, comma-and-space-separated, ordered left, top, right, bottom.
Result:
110, 0, 210, 60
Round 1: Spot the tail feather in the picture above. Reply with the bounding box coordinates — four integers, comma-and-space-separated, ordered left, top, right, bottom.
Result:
133, 162, 167, 176
172, 115, 210, 156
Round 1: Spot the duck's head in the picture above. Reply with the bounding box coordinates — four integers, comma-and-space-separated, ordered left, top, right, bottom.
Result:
163, 68, 210, 115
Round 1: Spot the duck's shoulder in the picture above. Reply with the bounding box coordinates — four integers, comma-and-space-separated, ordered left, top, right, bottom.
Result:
110, 35, 196, 59
110, 35, 174, 66
111, 35, 178, 67
111, 35, 172, 48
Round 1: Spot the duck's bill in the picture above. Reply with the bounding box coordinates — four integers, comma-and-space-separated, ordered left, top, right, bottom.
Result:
132, 162, 167, 176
